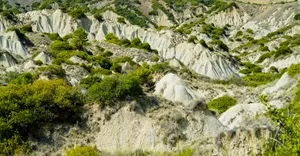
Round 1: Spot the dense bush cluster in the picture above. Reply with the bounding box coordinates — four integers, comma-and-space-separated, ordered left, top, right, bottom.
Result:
0, 79, 83, 155
263, 81, 300, 155
105, 33, 158, 53
87, 74, 143, 105
287, 63, 300, 77
207, 95, 237, 114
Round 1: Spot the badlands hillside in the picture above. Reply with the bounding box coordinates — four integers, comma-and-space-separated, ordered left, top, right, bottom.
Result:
0, 0, 299, 155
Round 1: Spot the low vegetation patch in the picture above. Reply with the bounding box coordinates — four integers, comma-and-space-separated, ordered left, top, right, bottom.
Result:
208, 95, 237, 114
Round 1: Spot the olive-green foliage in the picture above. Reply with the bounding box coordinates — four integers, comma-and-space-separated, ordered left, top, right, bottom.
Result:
187, 35, 197, 43
87, 74, 143, 105
152, 0, 176, 23
239, 62, 262, 75
87, 55, 112, 69
246, 28, 254, 34
287, 63, 300, 77
50, 40, 73, 52
114, 0, 154, 28
110, 63, 122, 73
294, 14, 300, 20
235, 31, 243, 38
80, 76, 102, 88
206, 0, 237, 14
274, 46, 292, 58
129, 63, 153, 86
39, 64, 66, 78
52, 50, 87, 65
20, 25, 32, 33
70, 28, 89, 50
117, 17, 126, 24
94, 13, 103, 22
256, 52, 274, 63
68, 8, 86, 19
150, 62, 175, 74
210, 39, 229, 51
35, 60, 43, 66
208, 95, 237, 114
65, 146, 100, 156
151, 56, 159, 62
9, 72, 36, 85
105, 33, 157, 53
243, 72, 278, 87
263, 81, 300, 155
45, 33, 62, 41
1, 10, 14, 20
6, 27, 27, 41
0, 80, 83, 155
149, 10, 158, 16
258, 46, 269, 52
91, 68, 112, 75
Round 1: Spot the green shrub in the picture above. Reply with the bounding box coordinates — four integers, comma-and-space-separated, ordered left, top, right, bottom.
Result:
9, 72, 36, 85
256, 52, 274, 63
45, 33, 62, 41
117, 17, 126, 24
0, 80, 83, 154
87, 74, 143, 105
294, 14, 300, 20
235, 31, 243, 37
65, 146, 100, 156
131, 38, 142, 46
35, 60, 43, 66
240, 62, 262, 74
274, 46, 293, 58
94, 13, 103, 22
70, 28, 89, 50
101, 51, 113, 57
50, 40, 72, 52
32, 2, 40, 10
243, 72, 277, 87
151, 56, 159, 62
68, 8, 85, 19
258, 46, 269, 51
1, 10, 14, 20
287, 63, 300, 77
91, 68, 112, 75
208, 95, 237, 114
187, 35, 197, 43
263, 81, 300, 155
39, 64, 66, 78
246, 28, 254, 34
149, 10, 159, 16
20, 25, 32, 33
269, 66, 279, 73
87, 56, 112, 69
110, 63, 122, 73
80, 76, 102, 88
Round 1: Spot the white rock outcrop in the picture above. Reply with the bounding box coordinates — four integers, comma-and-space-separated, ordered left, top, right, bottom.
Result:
19, 9, 239, 80
154, 73, 197, 103
219, 103, 266, 129
0, 32, 28, 58
34, 51, 52, 64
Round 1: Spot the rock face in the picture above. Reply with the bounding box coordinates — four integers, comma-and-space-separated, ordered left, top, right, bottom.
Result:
206, 7, 251, 27
0, 51, 18, 68
34, 51, 52, 64
219, 103, 266, 129
62, 64, 89, 86
18, 9, 239, 80
154, 73, 198, 103
0, 31, 28, 58
94, 99, 226, 152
